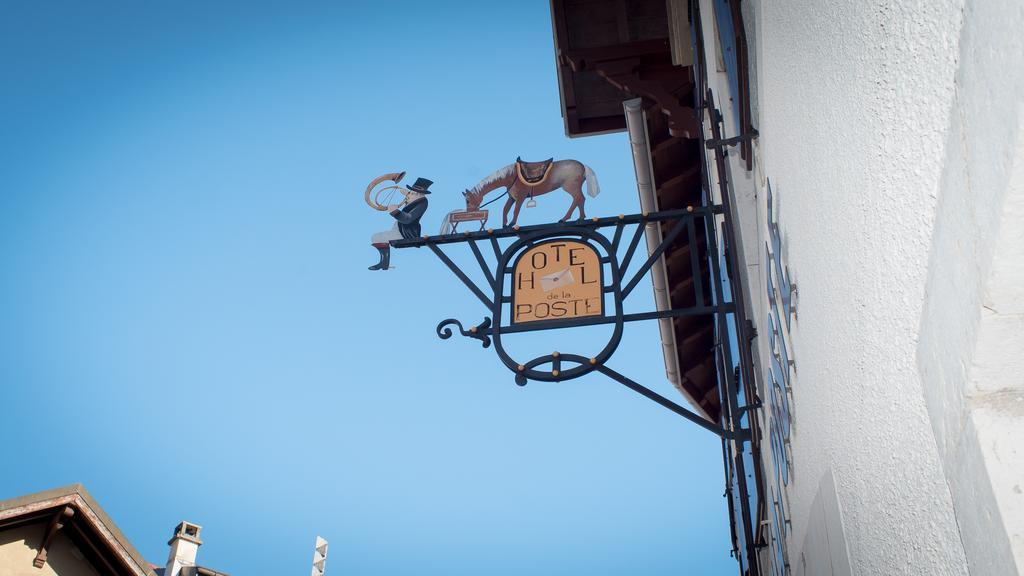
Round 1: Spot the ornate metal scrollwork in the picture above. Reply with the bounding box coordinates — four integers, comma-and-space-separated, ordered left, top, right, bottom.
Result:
436, 317, 492, 348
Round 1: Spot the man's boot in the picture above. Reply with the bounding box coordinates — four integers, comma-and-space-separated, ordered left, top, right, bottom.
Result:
368, 243, 390, 270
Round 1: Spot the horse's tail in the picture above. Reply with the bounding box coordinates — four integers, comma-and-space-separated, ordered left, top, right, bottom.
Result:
584, 164, 601, 198
439, 210, 456, 235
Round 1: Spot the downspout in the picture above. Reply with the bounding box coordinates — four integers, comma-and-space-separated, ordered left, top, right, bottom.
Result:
623, 98, 704, 415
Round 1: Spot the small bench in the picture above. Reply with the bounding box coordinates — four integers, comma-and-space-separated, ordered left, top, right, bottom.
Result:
448, 210, 489, 232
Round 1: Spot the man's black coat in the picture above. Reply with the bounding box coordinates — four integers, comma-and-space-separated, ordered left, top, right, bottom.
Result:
389, 197, 428, 239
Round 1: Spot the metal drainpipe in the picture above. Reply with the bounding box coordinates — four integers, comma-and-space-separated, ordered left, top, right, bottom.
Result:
623, 98, 705, 414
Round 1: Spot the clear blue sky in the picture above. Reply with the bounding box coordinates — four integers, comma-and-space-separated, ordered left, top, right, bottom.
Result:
0, 1, 734, 574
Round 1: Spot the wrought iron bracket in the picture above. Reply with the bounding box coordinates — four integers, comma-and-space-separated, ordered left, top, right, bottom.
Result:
705, 129, 759, 149
728, 428, 753, 442
736, 400, 762, 415
436, 317, 492, 348
597, 364, 751, 439
392, 208, 747, 439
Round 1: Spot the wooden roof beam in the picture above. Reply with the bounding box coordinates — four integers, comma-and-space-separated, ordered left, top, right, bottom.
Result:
33, 506, 74, 568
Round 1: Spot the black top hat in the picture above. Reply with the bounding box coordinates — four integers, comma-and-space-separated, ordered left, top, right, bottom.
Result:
406, 177, 433, 194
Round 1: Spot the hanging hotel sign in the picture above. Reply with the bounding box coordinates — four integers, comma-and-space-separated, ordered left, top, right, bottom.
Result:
512, 240, 603, 324
362, 157, 747, 440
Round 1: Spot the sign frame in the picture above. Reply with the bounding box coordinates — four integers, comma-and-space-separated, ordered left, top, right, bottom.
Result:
390, 207, 748, 440
492, 227, 624, 383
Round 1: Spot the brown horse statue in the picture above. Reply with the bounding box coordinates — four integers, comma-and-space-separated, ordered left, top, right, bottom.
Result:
462, 158, 601, 227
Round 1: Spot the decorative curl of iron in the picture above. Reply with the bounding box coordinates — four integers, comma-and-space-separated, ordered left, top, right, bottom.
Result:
436, 317, 492, 348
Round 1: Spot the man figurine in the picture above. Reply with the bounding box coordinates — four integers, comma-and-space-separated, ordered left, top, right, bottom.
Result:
368, 177, 432, 270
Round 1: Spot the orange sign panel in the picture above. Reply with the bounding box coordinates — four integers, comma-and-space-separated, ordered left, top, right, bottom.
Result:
512, 240, 603, 324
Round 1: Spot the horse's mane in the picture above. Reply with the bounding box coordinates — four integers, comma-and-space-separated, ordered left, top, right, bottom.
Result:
468, 164, 513, 195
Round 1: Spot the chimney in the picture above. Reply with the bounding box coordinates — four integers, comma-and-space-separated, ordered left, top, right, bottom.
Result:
166, 521, 202, 576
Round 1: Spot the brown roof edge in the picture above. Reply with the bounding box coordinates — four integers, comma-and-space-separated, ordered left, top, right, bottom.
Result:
0, 483, 157, 576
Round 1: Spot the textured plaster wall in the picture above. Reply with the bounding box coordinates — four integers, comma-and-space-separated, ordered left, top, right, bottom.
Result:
752, 0, 976, 574
0, 526, 100, 576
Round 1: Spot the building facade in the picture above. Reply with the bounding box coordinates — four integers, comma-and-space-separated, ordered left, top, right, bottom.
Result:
0, 485, 230, 576
549, 0, 1023, 574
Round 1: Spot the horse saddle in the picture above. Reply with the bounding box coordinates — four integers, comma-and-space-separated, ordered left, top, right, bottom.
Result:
515, 156, 554, 185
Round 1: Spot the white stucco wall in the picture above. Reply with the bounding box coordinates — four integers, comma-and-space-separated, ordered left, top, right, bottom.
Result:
737, 0, 1024, 574
915, 0, 1024, 571
794, 470, 852, 576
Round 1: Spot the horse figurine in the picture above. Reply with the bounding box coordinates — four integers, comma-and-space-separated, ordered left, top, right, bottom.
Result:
462, 157, 601, 227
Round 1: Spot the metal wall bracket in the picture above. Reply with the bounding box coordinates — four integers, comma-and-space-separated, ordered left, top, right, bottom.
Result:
705, 129, 759, 149
392, 207, 750, 439
437, 317, 492, 348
